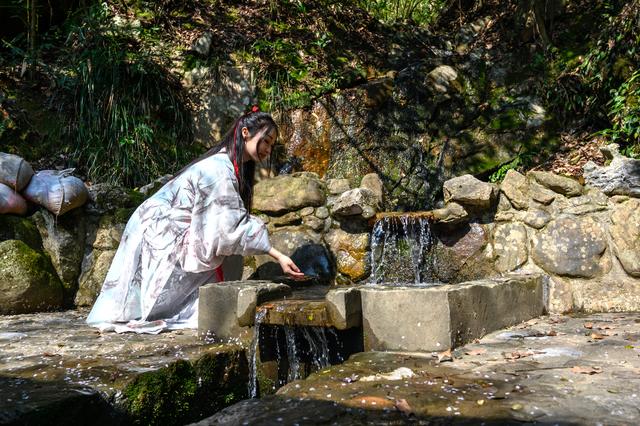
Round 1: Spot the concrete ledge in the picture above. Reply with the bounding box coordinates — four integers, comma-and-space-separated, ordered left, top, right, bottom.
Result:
360, 274, 545, 352
198, 280, 291, 340
325, 287, 362, 330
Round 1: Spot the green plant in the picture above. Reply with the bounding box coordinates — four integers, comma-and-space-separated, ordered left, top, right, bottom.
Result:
599, 70, 640, 150
64, 4, 194, 186
489, 152, 532, 183
358, 0, 446, 24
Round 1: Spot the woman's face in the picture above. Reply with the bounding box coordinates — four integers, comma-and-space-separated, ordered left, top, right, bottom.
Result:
242, 126, 277, 163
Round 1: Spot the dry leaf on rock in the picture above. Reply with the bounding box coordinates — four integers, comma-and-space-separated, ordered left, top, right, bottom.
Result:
570, 366, 602, 375
584, 322, 594, 329
395, 398, 413, 415
464, 348, 487, 356
590, 332, 606, 340
437, 349, 453, 363
503, 350, 534, 360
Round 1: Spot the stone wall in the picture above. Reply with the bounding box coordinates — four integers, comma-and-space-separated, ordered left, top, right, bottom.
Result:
1, 145, 638, 314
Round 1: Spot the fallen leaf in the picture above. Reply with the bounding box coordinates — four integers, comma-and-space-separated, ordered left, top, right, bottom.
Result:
476, 399, 485, 406
346, 396, 395, 409
547, 330, 558, 336
437, 349, 453, 363
570, 366, 602, 375
590, 332, 606, 340
465, 348, 487, 356
511, 403, 523, 411
503, 350, 534, 360
395, 398, 413, 415
584, 322, 593, 329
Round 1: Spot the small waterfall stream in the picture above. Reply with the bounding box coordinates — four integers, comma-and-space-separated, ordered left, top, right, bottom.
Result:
370, 215, 436, 284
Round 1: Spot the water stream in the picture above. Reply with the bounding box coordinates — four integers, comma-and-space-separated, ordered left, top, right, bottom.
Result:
370, 215, 436, 284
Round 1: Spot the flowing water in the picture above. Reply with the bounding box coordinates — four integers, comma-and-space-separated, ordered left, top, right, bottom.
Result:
369, 215, 436, 284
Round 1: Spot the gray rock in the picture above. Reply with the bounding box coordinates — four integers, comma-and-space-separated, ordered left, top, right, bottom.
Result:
427, 65, 459, 94
432, 202, 468, 224
326, 178, 351, 195
583, 144, 640, 197
529, 171, 583, 197
0, 215, 42, 250
360, 275, 545, 351
500, 169, 528, 210
492, 223, 528, 273
0, 240, 63, 314
32, 209, 86, 306
74, 249, 116, 306
531, 216, 606, 278
314, 206, 329, 219
330, 187, 380, 217
253, 174, 326, 214
324, 228, 370, 282
443, 174, 496, 209
138, 174, 172, 197
523, 209, 551, 229
360, 173, 384, 205
609, 199, 640, 277
191, 31, 213, 56
529, 180, 556, 205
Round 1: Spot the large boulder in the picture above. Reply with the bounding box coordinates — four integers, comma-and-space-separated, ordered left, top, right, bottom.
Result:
0, 240, 63, 314
531, 216, 607, 278
253, 173, 326, 215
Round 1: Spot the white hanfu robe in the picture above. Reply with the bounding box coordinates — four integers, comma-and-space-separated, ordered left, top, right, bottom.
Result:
86, 152, 271, 333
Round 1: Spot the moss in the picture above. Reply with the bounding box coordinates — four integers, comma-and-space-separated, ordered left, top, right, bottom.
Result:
122, 348, 248, 425
122, 360, 197, 426
113, 207, 137, 223
0, 240, 63, 314
0, 215, 43, 251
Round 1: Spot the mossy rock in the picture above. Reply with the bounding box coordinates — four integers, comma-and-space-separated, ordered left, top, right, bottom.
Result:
121, 348, 248, 425
0, 240, 63, 314
0, 214, 43, 251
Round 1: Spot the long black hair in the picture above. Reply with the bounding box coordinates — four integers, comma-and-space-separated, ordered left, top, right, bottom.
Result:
175, 111, 278, 212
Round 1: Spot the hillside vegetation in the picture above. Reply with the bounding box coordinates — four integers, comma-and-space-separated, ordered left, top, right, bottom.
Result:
0, 0, 638, 188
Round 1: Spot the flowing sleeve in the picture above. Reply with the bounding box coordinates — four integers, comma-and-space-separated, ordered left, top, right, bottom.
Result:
178, 163, 272, 273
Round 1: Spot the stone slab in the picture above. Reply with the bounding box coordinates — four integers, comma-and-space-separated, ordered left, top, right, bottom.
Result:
0, 309, 248, 425
360, 274, 545, 351
198, 280, 291, 340
325, 287, 362, 330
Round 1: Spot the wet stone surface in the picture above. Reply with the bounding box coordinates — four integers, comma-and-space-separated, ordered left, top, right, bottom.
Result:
198, 313, 640, 425
0, 309, 247, 425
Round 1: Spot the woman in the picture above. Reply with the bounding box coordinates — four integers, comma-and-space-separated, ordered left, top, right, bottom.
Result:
87, 110, 304, 333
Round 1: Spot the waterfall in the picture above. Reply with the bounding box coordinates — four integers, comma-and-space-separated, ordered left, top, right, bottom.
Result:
369, 215, 435, 285
247, 309, 266, 398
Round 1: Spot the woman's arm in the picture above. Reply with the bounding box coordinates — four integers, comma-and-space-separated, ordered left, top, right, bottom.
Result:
268, 247, 305, 279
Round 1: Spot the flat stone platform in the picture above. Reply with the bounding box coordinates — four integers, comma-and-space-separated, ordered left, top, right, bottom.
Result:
195, 312, 640, 425
0, 309, 248, 425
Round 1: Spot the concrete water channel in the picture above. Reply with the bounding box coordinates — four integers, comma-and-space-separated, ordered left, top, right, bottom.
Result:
2, 273, 551, 425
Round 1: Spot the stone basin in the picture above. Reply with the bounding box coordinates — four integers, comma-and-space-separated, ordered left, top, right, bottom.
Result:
257, 300, 332, 327
0, 309, 249, 425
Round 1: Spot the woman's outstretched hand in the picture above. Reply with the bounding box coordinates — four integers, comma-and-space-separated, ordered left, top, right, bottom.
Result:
268, 247, 306, 280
